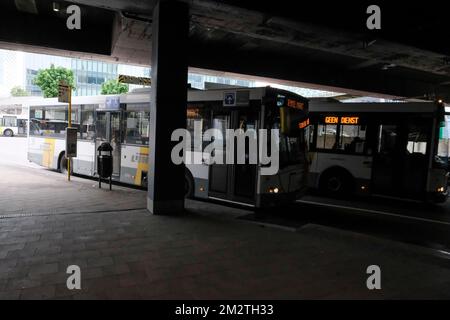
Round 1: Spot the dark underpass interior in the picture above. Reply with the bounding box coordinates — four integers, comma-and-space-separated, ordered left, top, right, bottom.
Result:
1, 0, 450, 303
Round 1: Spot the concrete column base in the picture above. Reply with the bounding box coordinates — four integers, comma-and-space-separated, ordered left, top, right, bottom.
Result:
147, 198, 185, 215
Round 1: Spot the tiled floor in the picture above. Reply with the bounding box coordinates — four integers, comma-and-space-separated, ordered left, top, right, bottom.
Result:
1, 161, 450, 299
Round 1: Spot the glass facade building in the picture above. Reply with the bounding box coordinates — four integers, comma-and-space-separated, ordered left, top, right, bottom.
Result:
0, 49, 340, 99
25, 69, 41, 96
71, 59, 118, 96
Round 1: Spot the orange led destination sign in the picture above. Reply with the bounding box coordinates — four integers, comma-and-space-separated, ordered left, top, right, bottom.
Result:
287, 99, 305, 110
187, 107, 200, 118
298, 118, 310, 129
324, 116, 359, 125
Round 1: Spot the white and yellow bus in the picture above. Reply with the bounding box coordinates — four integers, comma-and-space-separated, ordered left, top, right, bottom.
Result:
0, 115, 19, 137
0, 97, 32, 136
307, 99, 448, 203
27, 87, 310, 208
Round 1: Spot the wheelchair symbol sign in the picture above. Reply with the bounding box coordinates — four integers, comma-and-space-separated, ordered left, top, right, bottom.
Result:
224, 92, 236, 106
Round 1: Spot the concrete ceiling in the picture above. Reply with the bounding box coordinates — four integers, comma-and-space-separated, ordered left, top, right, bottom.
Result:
1, 0, 449, 100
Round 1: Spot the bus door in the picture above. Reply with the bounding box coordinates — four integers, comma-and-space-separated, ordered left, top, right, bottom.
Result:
402, 119, 430, 197
95, 111, 122, 177
372, 119, 430, 198
208, 108, 258, 205
208, 111, 230, 198
17, 119, 27, 135
231, 109, 258, 203
372, 124, 402, 196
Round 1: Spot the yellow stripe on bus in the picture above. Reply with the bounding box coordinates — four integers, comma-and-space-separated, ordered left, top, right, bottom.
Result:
42, 138, 56, 168
134, 147, 149, 185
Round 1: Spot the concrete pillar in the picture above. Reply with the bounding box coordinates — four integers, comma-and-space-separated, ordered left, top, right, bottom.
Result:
147, 0, 189, 214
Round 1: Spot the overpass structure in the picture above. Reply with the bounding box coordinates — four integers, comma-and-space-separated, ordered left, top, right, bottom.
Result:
1, 0, 449, 213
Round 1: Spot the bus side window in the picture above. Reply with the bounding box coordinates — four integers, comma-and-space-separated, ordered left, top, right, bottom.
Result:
124, 104, 150, 145
2, 116, 17, 127
316, 124, 337, 150
378, 125, 397, 155
81, 105, 95, 140
30, 106, 45, 136
338, 124, 366, 154
406, 122, 428, 155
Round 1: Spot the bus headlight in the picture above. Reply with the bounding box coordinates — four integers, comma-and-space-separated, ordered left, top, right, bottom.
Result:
437, 187, 445, 193
268, 187, 280, 194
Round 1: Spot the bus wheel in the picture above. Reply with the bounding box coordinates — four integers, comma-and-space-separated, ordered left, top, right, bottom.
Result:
3, 129, 13, 137
59, 153, 73, 174
320, 170, 353, 197
185, 173, 194, 199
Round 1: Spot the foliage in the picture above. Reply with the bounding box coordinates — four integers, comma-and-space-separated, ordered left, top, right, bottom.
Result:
10, 86, 29, 97
34, 65, 75, 98
101, 79, 129, 95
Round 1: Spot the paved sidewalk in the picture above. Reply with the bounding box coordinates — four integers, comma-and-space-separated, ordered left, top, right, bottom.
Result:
1, 162, 450, 299
0, 162, 146, 216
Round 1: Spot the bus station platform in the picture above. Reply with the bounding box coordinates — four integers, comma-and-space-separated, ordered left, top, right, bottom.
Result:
1, 154, 450, 299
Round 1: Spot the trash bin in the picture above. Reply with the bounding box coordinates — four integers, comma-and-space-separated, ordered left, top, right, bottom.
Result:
97, 142, 113, 190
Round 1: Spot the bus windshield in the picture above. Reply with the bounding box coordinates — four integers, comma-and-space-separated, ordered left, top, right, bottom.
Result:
264, 92, 309, 167
438, 114, 450, 165
270, 115, 307, 167
281, 135, 306, 165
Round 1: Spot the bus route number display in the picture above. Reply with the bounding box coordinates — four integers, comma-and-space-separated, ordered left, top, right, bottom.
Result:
325, 116, 359, 125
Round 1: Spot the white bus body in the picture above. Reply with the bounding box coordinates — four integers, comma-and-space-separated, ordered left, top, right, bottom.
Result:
0, 97, 34, 136
27, 87, 310, 208
308, 100, 448, 203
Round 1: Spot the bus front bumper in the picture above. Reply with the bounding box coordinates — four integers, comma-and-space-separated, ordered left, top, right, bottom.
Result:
428, 191, 448, 203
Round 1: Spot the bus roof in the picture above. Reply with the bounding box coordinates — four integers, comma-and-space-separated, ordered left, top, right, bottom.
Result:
0, 96, 44, 107
3, 86, 309, 108
1, 94, 122, 108
309, 100, 438, 113
29, 94, 119, 107
121, 86, 307, 104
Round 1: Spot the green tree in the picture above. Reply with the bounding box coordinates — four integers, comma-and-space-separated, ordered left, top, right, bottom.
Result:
10, 86, 29, 97
101, 79, 129, 95
34, 65, 75, 98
